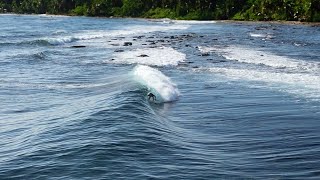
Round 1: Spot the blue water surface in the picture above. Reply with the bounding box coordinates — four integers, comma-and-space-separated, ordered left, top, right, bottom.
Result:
0, 14, 320, 179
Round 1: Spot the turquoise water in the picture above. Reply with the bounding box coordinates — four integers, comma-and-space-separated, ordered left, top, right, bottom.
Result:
0, 14, 320, 179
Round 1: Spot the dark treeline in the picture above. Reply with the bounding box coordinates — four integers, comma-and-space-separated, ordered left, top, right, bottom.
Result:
0, 0, 319, 21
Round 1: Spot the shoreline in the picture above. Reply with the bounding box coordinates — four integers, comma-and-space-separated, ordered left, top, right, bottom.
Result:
1, 12, 320, 26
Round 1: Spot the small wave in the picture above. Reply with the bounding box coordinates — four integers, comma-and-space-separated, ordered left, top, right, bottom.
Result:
45, 36, 78, 45
112, 47, 186, 66
249, 33, 274, 39
132, 65, 180, 103
31, 52, 48, 60
0, 39, 51, 47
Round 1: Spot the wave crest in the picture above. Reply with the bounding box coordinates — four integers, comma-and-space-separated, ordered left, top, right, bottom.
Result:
133, 65, 180, 103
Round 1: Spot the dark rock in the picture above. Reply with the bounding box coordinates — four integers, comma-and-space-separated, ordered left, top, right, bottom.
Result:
110, 43, 120, 46
213, 38, 218, 41
71, 45, 86, 48
170, 36, 175, 39
138, 54, 149, 57
201, 53, 210, 56
133, 35, 145, 39
123, 42, 133, 46
142, 44, 147, 45
178, 62, 189, 67
114, 49, 124, 53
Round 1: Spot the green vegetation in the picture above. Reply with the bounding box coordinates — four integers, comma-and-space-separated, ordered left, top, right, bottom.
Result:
1, 0, 319, 22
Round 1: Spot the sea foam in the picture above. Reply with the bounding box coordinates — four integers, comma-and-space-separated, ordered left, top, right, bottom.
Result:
112, 47, 186, 66
199, 67, 320, 101
198, 46, 319, 72
133, 65, 180, 103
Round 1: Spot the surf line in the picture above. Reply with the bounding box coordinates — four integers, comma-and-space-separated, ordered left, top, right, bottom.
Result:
132, 65, 180, 103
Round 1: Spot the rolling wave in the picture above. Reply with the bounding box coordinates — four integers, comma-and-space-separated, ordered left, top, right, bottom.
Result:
132, 65, 180, 103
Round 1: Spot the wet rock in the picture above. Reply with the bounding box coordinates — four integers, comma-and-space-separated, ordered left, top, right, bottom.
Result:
178, 62, 189, 67
71, 45, 86, 48
200, 53, 210, 56
123, 42, 132, 46
133, 35, 145, 39
138, 54, 149, 57
110, 43, 120, 46
114, 49, 124, 53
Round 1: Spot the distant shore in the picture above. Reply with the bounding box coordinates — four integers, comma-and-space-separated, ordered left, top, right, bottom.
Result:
2, 13, 320, 27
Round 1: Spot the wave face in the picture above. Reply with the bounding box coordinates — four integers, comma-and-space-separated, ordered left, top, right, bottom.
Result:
1, 14, 320, 180
133, 65, 180, 102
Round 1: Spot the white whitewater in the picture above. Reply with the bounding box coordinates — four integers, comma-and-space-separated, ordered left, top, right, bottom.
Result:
113, 47, 186, 66
198, 45, 319, 73
45, 24, 189, 45
133, 65, 180, 103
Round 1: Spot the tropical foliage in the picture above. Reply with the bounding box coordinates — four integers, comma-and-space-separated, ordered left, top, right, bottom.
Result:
1, 0, 319, 21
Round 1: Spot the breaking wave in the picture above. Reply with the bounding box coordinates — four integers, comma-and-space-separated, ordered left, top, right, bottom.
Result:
132, 65, 180, 103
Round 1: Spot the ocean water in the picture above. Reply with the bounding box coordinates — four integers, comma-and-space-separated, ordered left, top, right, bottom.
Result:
0, 14, 320, 179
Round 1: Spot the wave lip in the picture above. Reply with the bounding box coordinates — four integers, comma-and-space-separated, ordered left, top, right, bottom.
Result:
133, 65, 180, 103
112, 47, 186, 66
